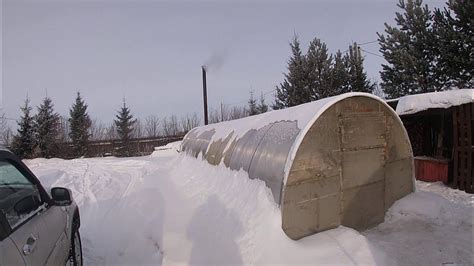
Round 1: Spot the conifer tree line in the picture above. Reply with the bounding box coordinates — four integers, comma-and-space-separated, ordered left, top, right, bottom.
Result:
273, 37, 376, 109
9, 93, 202, 159
378, 0, 472, 98
274, 0, 472, 107
7, 92, 262, 159
11, 93, 93, 159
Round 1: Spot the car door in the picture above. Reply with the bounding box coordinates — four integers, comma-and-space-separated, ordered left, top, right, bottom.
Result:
41, 205, 69, 265
0, 160, 51, 265
0, 236, 25, 265
8, 208, 50, 266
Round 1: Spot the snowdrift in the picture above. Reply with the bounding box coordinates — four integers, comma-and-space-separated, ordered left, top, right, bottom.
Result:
181, 93, 414, 239
27, 151, 473, 265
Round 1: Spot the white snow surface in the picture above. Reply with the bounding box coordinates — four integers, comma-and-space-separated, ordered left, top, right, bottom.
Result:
396, 88, 474, 115
25, 142, 473, 265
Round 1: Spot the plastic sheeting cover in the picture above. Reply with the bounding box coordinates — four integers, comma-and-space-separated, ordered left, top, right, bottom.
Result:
180, 92, 395, 204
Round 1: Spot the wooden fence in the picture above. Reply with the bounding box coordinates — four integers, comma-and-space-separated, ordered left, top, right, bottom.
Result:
452, 103, 473, 193
57, 135, 185, 159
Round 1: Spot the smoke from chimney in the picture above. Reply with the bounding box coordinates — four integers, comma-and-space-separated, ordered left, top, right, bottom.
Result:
203, 50, 227, 72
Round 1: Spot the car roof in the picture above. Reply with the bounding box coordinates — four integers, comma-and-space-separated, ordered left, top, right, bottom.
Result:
0, 146, 12, 153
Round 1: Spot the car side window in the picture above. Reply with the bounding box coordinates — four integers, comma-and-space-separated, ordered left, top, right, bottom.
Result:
0, 161, 43, 229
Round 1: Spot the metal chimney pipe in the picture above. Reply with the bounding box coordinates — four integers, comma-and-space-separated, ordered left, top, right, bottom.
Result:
202, 66, 209, 125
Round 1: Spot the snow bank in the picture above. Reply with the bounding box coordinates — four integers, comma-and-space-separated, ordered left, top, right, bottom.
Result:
26, 157, 163, 265
364, 181, 474, 265
24, 148, 473, 265
396, 89, 474, 115
161, 153, 386, 265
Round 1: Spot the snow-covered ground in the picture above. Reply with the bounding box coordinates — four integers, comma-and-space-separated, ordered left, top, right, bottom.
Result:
25, 142, 473, 265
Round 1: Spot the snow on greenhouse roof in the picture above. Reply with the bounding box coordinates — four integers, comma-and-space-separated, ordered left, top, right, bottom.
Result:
396, 89, 474, 116
190, 92, 385, 144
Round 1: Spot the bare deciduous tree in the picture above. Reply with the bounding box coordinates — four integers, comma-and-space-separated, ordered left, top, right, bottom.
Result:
229, 106, 248, 120
180, 113, 200, 133
209, 108, 222, 124
162, 115, 180, 136
132, 118, 144, 138
2, 127, 13, 147
0, 114, 13, 146
89, 119, 108, 141
209, 104, 248, 124
209, 104, 231, 123
57, 116, 70, 143
105, 123, 118, 140
145, 115, 161, 137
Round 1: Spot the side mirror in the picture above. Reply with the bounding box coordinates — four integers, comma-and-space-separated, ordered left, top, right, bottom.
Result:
51, 187, 73, 206
0, 210, 12, 241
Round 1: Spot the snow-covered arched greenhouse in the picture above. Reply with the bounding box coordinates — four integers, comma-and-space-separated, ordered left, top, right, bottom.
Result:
181, 92, 414, 240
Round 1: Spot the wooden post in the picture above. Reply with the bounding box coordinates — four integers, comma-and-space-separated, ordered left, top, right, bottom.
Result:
453, 107, 459, 188
467, 103, 473, 193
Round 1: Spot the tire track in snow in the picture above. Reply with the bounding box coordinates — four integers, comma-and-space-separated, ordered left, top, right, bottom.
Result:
94, 159, 153, 266
100, 167, 135, 220
81, 161, 97, 204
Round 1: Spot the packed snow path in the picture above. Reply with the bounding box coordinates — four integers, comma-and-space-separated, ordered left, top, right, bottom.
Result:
25, 143, 473, 265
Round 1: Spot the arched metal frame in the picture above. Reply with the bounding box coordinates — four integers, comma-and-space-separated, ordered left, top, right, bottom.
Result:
181, 93, 414, 240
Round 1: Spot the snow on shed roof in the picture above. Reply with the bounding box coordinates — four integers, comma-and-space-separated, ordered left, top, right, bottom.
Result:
396, 89, 474, 116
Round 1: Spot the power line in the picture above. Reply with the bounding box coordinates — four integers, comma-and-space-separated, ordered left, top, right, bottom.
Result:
358, 40, 378, 46
360, 48, 384, 58
262, 88, 278, 97
342, 40, 379, 53
225, 99, 248, 107
0, 117, 17, 121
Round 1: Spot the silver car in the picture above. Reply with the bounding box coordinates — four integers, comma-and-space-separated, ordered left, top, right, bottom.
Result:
0, 149, 82, 265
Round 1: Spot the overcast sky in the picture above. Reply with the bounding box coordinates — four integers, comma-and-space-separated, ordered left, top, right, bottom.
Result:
2, 0, 445, 124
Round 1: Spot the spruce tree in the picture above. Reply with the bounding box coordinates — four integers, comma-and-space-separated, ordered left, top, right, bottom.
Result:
34, 97, 60, 158
11, 98, 36, 158
114, 100, 136, 157
306, 37, 333, 99
69, 92, 91, 157
248, 91, 258, 116
274, 36, 310, 109
378, 0, 439, 98
433, 0, 473, 88
347, 43, 375, 93
275, 36, 380, 107
256, 93, 269, 114
331, 50, 350, 95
